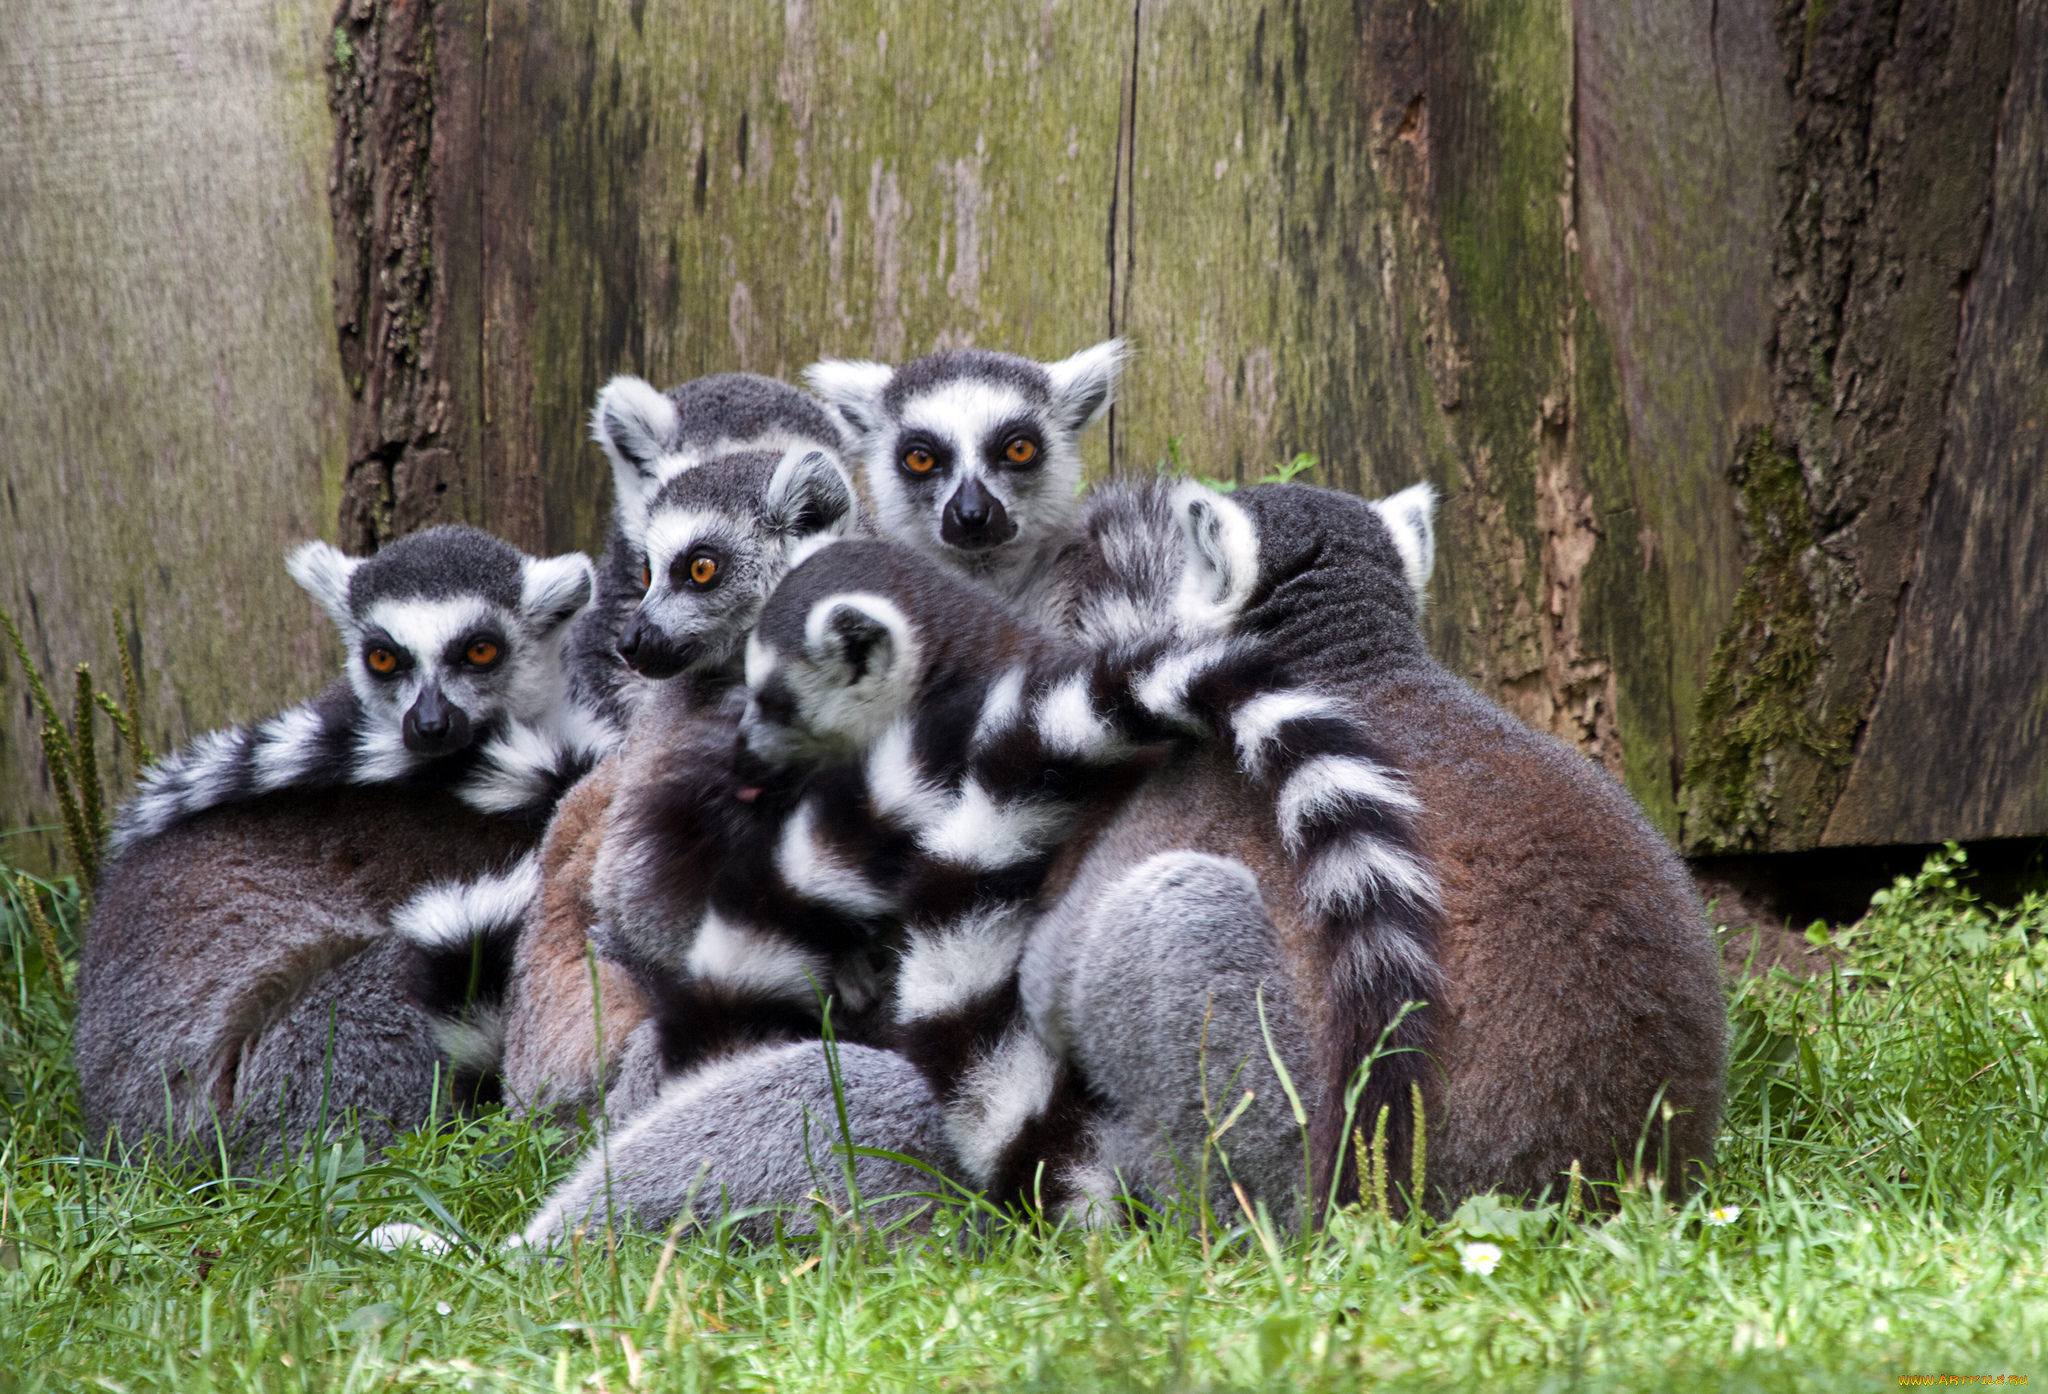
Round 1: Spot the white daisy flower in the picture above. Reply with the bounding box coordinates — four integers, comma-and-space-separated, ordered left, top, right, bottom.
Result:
1707, 1205, 1742, 1227
1459, 1242, 1503, 1276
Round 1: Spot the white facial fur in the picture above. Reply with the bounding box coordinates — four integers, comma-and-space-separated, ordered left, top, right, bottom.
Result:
1370, 481, 1438, 604
296, 545, 593, 739
804, 340, 1126, 588
626, 451, 859, 674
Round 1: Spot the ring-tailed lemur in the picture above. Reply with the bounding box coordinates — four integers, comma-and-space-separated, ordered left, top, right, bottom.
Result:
596, 537, 1439, 1217
804, 341, 1125, 612
77, 527, 600, 1170
484, 426, 861, 1118
111, 526, 607, 851
570, 373, 850, 726
1021, 481, 1726, 1220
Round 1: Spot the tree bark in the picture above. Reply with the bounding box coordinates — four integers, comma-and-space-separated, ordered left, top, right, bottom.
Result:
3, 0, 2043, 859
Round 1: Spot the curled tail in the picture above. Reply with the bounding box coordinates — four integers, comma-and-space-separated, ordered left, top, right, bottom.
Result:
1120, 639, 1446, 1216
109, 687, 363, 853
390, 852, 544, 1098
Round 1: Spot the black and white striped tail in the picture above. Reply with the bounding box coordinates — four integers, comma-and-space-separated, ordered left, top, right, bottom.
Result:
890, 905, 1113, 1221
953, 634, 1446, 1214
109, 688, 616, 854
390, 852, 544, 1100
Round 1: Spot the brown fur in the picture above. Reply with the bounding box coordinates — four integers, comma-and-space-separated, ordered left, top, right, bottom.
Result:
1037, 673, 1725, 1212
499, 754, 651, 1118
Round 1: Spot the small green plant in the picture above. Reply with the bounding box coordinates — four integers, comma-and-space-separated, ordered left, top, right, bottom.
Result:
0, 603, 152, 900
1173, 448, 1320, 494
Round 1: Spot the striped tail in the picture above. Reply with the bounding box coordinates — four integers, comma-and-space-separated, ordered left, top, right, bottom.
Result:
889, 904, 1111, 1220
1116, 638, 1446, 1215
108, 687, 365, 853
390, 852, 544, 1098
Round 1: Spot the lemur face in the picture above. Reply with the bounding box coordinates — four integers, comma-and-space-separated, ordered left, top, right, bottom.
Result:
804, 341, 1126, 582
288, 526, 595, 756
616, 448, 860, 681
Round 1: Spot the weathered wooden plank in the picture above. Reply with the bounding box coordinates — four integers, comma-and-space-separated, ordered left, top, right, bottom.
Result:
480, 0, 1133, 559
0, 0, 349, 864
1825, 0, 2048, 844
1574, 0, 1789, 800
327, 0, 494, 550
1675, 0, 2019, 852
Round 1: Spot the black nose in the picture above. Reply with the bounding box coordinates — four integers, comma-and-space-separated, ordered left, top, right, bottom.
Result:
402, 685, 474, 755
940, 475, 1017, 550
617, 613, 691, 679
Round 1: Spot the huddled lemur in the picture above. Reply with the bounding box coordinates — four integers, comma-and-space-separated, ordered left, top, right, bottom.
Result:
76, 526, 599, 1170
1017, 482, 1727, 1222
488, 373, 862, 1118
528, 529, 1436, 1234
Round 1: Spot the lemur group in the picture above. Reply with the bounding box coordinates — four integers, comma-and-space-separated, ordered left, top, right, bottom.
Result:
74, 339, 1727, 1245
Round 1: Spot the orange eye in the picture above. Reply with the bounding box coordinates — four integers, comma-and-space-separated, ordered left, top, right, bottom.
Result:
903, 447, 936, 474
640, 562, 652, 591
466, 639, 500, 667
1004, 437, 1037, 465
365, 648, 399, 675
688, 554, 719, 586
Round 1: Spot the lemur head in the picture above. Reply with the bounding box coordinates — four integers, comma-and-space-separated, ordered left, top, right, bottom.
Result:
738, 539, 1026, 770
1168, 478, 1437, 658
287, 526, 595, 756
590, 372, 849, 543
611, 447, 860, 680
803, 341, 1127, 587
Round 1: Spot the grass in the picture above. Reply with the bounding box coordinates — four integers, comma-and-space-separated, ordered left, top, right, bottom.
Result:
2, 845, 2045, 1390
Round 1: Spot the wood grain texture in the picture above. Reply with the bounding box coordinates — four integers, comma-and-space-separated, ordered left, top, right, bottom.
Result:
1825, 0, 2048, 844
480, 0, 1131, 558
0, 0, 350, 863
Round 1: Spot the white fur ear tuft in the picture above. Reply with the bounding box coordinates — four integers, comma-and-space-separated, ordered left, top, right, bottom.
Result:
520, 552, 597, 633
591, 376, 681, 476
285, 541, 361, 631
591, 377, 681, 536
1169, 482, 1259, 631
1370, 481, 1437, 603
764, 449, 859, 538
801, 358, 895, 437
1045, 338, 1128, 434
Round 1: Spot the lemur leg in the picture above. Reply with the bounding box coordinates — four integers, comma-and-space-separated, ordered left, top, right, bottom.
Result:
520, 1041, 956, 1249
1022, 852, 1319, 1231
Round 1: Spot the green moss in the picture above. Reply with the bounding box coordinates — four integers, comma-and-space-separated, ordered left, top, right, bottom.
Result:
1679, 430, 1857, 851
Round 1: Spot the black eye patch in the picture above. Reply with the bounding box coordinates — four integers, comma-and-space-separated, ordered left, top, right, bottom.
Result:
983, 415, 1046, 469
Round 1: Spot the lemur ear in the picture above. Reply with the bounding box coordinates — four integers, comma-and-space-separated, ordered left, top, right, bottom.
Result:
1045, 338, 1128, 434
591, 376, 681, 530
764, 449, 858, 538
1370, 481, 1437, 603
802, 358, 895, 437
805, 595, 905, 690
285, 541, 362, 631
1169, 482, 1260, 630
520, 552, 597, 634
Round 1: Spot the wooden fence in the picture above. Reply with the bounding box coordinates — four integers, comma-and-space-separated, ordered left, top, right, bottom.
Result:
4, 0, 2042, 868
